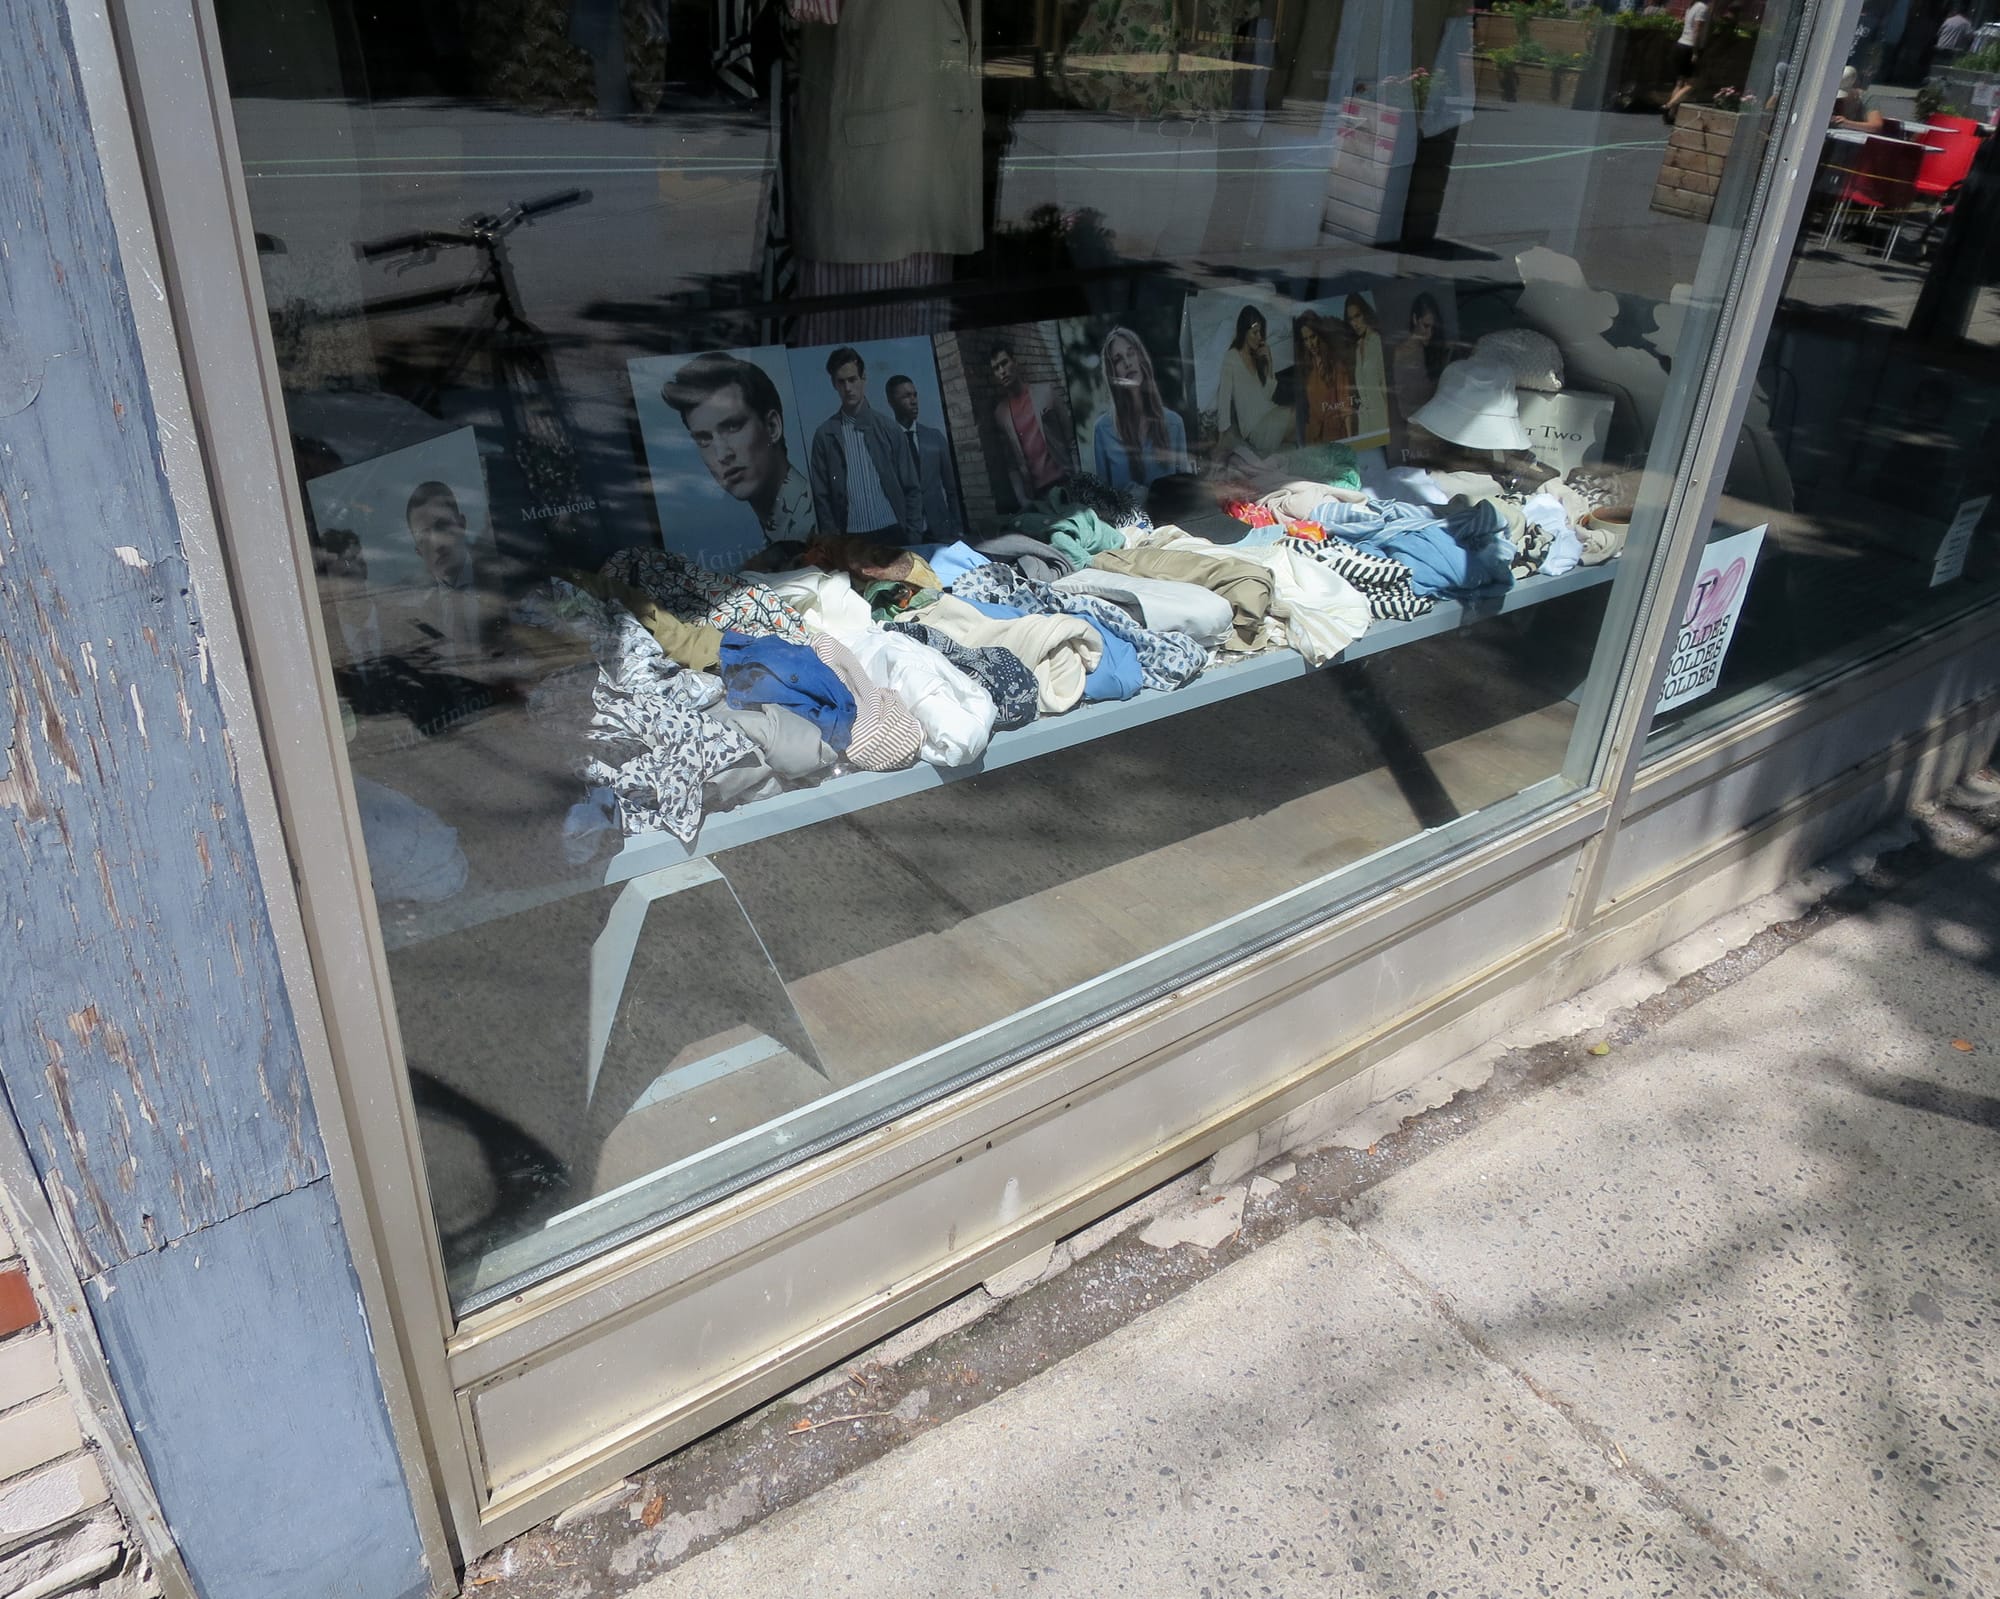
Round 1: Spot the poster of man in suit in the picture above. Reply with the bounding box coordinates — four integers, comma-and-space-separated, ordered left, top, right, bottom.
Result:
884, 372, 964, 541
789, 338, 949, 541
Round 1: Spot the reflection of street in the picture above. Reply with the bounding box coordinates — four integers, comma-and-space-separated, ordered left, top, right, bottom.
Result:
240, 97, 774, 554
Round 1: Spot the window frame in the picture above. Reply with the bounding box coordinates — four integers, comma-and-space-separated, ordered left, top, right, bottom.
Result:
96, 0, 1865, 1557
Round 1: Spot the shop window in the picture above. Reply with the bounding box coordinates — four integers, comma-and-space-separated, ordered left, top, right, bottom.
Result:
1646, 38, 2000, 750
212, 0, 1804, 1308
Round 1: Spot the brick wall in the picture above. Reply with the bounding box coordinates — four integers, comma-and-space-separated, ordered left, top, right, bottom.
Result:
0, 1215, 156, 1599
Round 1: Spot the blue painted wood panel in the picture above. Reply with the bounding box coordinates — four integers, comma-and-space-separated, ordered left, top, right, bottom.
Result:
88, 1179, 430, 1599
0, 0, 326, 1274
0, 5, 432, 1596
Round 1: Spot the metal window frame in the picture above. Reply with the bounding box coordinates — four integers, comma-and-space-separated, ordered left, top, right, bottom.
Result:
81, 0, 1865, 1567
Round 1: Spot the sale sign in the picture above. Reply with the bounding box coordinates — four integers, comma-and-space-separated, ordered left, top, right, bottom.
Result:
1655, 525, 1767, 714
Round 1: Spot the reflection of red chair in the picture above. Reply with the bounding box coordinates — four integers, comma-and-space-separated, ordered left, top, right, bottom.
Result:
1916, 115, 1983, 204
1819, 134, 1923, 256
1905, 116, 1986, 257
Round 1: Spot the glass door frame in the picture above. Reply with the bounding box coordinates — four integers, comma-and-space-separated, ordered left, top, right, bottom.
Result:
93, 0, 1862, 1560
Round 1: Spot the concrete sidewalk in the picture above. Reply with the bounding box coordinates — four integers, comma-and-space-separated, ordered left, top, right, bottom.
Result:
627, 815, 2000, 1599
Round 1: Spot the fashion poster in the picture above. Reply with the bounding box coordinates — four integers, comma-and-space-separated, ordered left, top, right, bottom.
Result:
1372, 280, 1460, 459
1056, 312, 1197, 495
786, 339, 964, 542
628, 347, 812, 571
304, 427, 492, 675
1187, 292, 1298, 465
1292, 290, 1392, 450
933, 322, 1077, 522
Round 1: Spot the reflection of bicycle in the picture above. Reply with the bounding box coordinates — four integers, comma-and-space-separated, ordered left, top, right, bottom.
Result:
352, 189, 600, 532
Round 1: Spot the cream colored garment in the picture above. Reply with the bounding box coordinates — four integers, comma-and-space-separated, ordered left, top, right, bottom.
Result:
1578, 517, 1629, 566
923, 595, 1101, 714
1256, 480, 1370, 523
761, 567, 876, 640
1155, 536, 1369, 665
1424, 470, 1506, 503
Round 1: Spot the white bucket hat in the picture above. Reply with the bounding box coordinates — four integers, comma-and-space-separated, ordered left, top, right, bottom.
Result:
1410, 357, 1531, 451
1472, 328, 1565, 393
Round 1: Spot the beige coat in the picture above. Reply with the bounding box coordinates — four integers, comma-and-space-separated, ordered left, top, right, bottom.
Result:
793, 0, 983, 264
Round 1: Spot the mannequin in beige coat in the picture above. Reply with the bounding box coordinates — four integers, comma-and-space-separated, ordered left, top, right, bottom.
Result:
792, 0, 983, 265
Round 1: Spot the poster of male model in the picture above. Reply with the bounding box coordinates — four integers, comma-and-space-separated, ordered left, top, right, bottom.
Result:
788, 339, 961, 542
629, 347, 814, 570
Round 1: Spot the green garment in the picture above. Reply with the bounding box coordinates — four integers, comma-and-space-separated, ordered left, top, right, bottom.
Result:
1047, 509, 1127, 571
1282, 441, 1363, 491
862, 580, 942, 623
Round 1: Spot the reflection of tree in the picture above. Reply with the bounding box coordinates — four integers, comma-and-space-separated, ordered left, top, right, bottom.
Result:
458, 0, 595, 108
410, 1069, 572, 1287
989, 204, 1119, 278
1052, 0, 1262, 116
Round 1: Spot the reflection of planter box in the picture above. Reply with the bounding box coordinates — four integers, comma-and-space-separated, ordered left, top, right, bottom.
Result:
1321, 97, 1418, 245
1511, 62, 1554, 101
1548, 64, 1580, 103
1474, 54, 1508, 101
1935, 66, 2000, 116
1473, 12, 1516, 52
1650, 104, 1743, 223
1524, 16, 1595, 56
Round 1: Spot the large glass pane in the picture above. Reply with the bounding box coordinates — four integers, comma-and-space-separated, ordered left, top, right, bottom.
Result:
214, 0, 1805, 1307
1646, 17, 2000, 752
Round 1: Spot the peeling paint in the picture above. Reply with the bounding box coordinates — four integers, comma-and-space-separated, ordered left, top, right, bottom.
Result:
112, 546, 148, 569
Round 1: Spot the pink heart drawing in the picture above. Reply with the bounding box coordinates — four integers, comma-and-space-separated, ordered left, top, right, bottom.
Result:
1684, 555, 1748, 632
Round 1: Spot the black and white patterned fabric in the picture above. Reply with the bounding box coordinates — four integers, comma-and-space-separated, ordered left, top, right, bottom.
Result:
1282, 536, 1435, 623
886, 621, 1040, 731
519, 579, 757, 843
600, 546, 812, 644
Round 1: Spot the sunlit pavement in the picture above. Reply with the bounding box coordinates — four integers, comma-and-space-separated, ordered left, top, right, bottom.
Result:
614, 792, 2000, 1599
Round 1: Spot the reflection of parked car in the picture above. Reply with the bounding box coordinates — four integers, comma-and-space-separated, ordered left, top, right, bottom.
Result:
1973, 20, 2000, 51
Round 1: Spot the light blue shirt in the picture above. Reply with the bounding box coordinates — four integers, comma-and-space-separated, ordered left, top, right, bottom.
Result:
840, 415, 897, 534
1091, 410, 1191, 490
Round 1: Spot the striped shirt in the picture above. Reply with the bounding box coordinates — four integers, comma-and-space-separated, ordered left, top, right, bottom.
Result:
840, 414, 898, 534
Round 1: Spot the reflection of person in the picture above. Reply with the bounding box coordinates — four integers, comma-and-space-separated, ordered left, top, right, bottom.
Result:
1295, 313, 1356, 445
791, 0, 980, 265
1831, 65, 1885, 131
886, 373, 962, 539
1091, 326, 1192, 489
403, 481, 480, 649
663, 352, 817, 546
1390, 293, 1447, 431
989, 341, 1072, 507
1213, 306, 1295, 455
809, 346, 924, 536
1936, 6, 1973, 67
1344, 294, 1390, 440
1662, 0, 1708, 123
